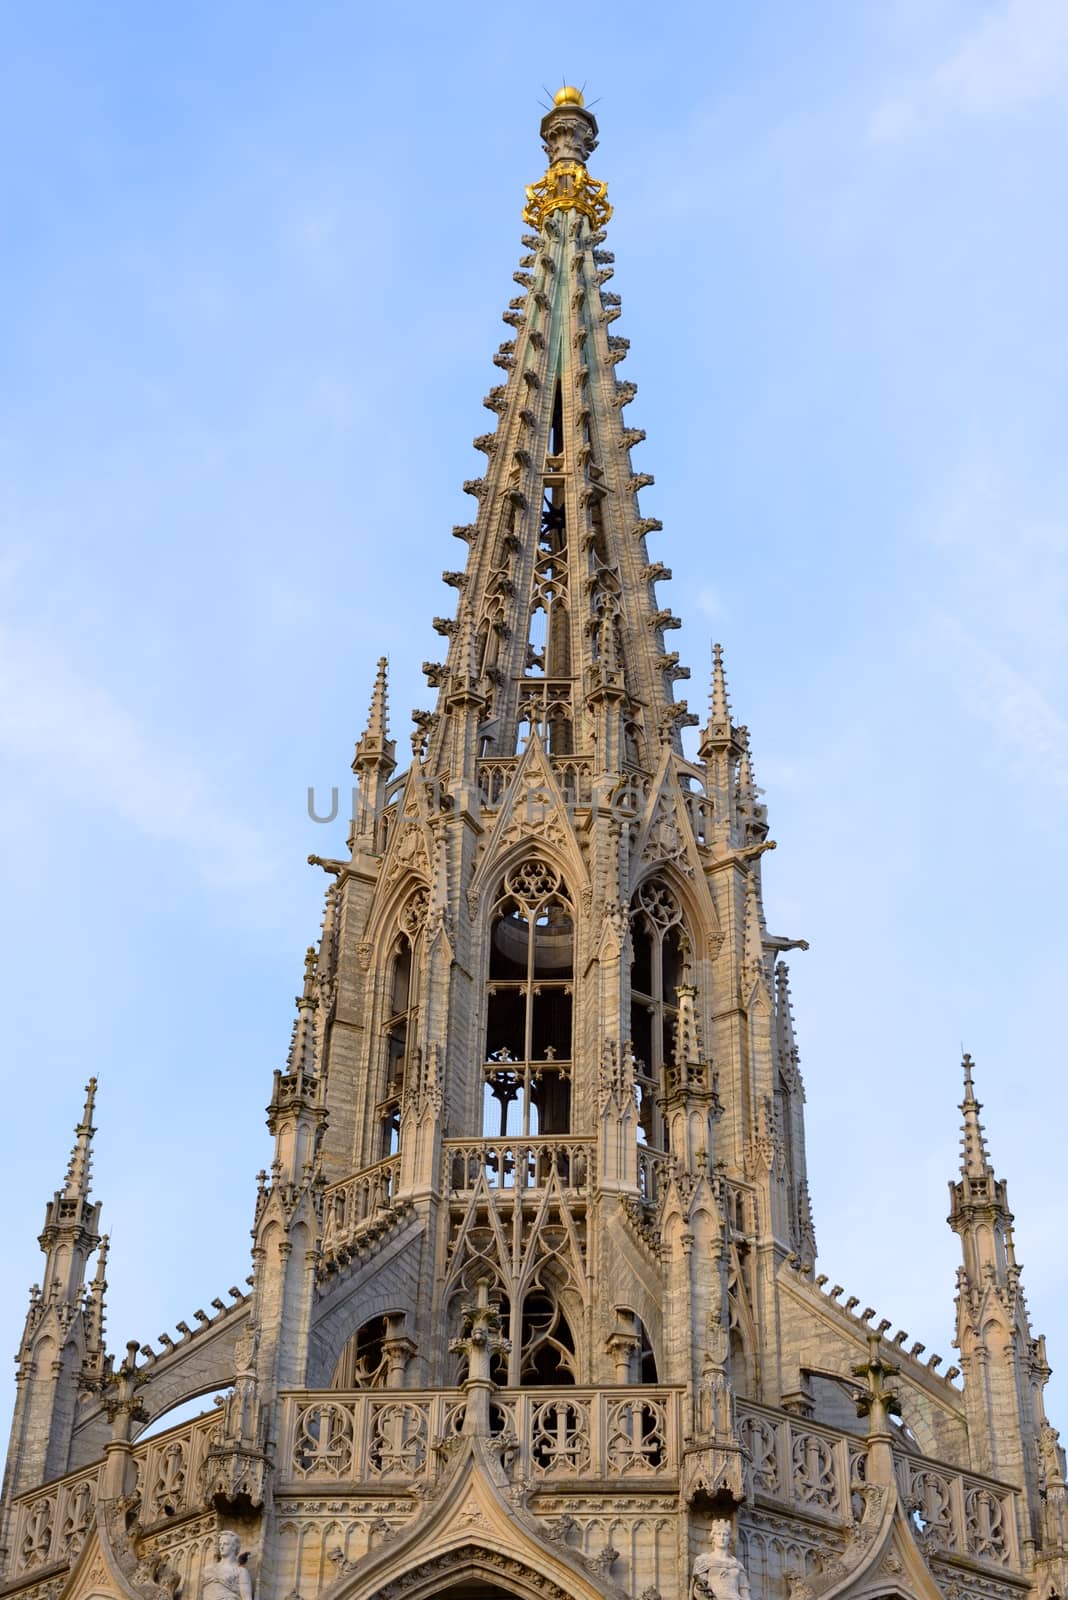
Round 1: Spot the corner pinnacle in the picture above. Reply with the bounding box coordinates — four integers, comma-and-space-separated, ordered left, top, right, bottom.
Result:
353, 656, 395, 775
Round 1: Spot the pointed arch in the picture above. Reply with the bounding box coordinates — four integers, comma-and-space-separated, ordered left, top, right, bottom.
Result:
484, 858, 574, 1138
628, 875, 690, 1151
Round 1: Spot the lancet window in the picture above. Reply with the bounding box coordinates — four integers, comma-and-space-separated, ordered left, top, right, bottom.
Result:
484, 860, 573, 1136
517, 485, 572, 754
629, 879, 686, 1149
379, 893, 425, 1156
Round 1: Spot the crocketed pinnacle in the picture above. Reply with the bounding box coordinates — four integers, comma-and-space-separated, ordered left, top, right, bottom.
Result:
353, 656, 395, 774
711, 643, 731, 724
736, 727, 757, 805
700, 642, 737, 760
959, 1052, 994, 1182
775, 961, 799, 1071
286, 948, 319, 1080
62, 1079, 97, 1204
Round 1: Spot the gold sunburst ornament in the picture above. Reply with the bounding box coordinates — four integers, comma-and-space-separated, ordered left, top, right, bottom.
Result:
523, 85, 613, 231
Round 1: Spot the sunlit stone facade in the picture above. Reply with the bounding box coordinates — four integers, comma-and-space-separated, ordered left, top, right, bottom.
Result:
3, 90, 1066, 1600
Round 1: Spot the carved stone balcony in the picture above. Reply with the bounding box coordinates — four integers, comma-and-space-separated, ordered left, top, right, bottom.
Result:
443, 1137, 594, 1196
321, 1155, 403, 1260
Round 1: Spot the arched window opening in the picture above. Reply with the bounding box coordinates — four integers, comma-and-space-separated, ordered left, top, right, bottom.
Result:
485, 861, 573, 1136
639, 1319, 658, 1383
549, 379, 564, 459
526, 602, 547, 676
629, 879, 686, 1151
520, 1290, 576, 1385
331, 1315, 389, 1389
379, 897, 424, 1157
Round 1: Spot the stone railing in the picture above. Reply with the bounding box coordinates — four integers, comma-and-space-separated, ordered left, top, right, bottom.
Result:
443, 1137, 594, 1194
321, 1155, 402, 1254
737, 1401, 1022, 1572
737, 1402, 861, 1525
8, 1461, 99, 1579
894, 1444, 1021, 1570
8, 1409, 222, 1581
276, 1386, 682, 1489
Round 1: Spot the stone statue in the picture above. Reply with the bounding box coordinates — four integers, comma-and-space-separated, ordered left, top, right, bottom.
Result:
201, 1533, 252, 1600
691, 1522, 750, 1600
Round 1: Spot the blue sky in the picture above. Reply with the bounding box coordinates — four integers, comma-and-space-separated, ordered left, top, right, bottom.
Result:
1, 0, 1066, 1438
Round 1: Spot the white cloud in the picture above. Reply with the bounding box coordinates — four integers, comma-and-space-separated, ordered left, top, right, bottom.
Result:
870, 0, 1068, 142
0, 624, 279, 890
936, 614, 1068, 791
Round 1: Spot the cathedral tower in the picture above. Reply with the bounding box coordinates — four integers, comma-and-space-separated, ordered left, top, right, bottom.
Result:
2, 90, 1064, 1600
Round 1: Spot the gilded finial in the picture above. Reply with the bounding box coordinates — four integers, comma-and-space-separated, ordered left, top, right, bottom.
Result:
525, 85, 611, 232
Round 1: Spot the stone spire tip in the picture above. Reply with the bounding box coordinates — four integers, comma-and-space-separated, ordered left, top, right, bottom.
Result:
353, 655, 396, 775
959, 1052, 993, 1182
711, 643, 731, 721
62, 1079, 98, 1204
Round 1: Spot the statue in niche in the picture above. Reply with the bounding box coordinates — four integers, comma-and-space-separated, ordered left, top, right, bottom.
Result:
691, 1521, 750, 1600
200, 1532, 253, 1600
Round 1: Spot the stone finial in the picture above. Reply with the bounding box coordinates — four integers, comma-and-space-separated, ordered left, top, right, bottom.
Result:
539, 86, 599, 167
852, 1334, 901, 1435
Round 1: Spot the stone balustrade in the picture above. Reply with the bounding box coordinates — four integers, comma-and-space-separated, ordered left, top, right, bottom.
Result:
8, 1408, 222, 1581
321, 1155, 402, 1254
736, 1400, 1022, 1572
276, 1386, 682, 1489
443, 1137, 594, 1194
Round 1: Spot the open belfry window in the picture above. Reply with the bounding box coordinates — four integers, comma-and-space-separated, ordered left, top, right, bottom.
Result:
629, 879, 686, 1149
484, 860, 573, 1136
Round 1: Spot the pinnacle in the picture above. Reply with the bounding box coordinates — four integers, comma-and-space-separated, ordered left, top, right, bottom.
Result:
736, 726, 757, 801
353, 656, 395, 773
287, 949, 319, 1080
711, 643, 732, 724
959, 1051, 994, 1183
62, 1078, 98, 1204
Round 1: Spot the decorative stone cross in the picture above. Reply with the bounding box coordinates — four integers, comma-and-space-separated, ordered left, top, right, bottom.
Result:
852, 1335, 902, 1434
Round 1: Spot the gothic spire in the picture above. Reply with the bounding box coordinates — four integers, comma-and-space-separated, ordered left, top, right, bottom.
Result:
420, 87, 692, 778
